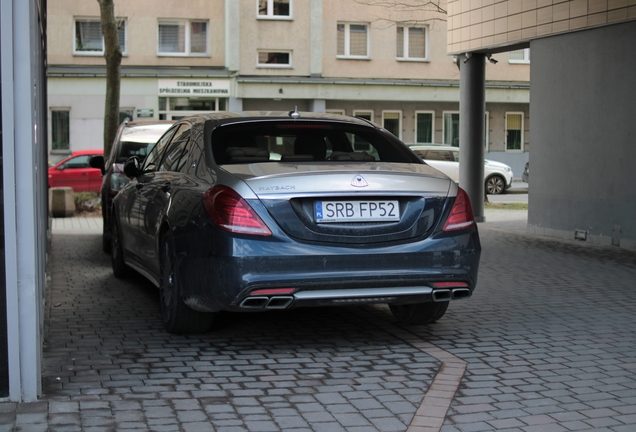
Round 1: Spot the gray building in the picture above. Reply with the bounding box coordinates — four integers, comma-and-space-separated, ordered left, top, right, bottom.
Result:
448, 0, 636, 249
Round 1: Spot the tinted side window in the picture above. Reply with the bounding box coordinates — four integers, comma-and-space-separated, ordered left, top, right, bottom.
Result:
159, 125, 191, 172
63, 155, 91, 169
143, 125, 179, 172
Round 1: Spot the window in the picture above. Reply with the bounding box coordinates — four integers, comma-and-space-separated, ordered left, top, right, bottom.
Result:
51, 110, 70, 151
74, 18, 126, 55
443, 112, 490, 148
505, 113, 524, 152
443, 112, 460, 147
383, 111, 402, 139
159, 126, 191, 172
415, 111, 434, 143
257, 51, 292, 67
353, 110, 373, 122
509, 48, 530, 64
158, 20, 208, 56
258, 0, 291, 19
337, 23, 369, 59
158, 97, 227, 120
397, 26, 427, 61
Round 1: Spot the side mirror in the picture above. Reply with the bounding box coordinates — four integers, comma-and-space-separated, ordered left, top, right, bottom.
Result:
89, 155, 105, 175
123, 156, 142, 178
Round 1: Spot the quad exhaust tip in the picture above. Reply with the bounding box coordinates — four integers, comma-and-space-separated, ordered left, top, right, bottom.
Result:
240, 296, 294, 309
432, 287, 472, 302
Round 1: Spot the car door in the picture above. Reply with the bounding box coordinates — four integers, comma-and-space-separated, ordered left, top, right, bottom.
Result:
137, 123, 192, 278
50, 154, 96, 191
118, 125, 179, 264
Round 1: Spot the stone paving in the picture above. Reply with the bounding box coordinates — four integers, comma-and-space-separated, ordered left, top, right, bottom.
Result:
1, 209, 636, 431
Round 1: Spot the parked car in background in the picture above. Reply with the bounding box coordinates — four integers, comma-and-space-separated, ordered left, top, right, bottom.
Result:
110, 111, 481, 334
90, 119, 175, 252
522, 162, 529, 183
408, 144, 514, 195
48, 149, 104, 193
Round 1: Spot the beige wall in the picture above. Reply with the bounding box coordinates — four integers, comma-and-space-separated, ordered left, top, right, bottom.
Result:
47, 0, 225, 67
448, 0, 636, 54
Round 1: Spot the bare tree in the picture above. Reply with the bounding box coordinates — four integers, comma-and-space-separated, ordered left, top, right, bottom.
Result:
354, 0, 446, 27
97, 0, 122, 159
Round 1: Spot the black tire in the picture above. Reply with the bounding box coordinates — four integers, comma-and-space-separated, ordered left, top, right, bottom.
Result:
111, 216, 130, 278
485, 175, 506, 195
160, 230, 214, 334
389, 301, 449, 325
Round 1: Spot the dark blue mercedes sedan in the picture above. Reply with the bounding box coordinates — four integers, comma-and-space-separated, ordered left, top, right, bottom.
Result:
110, 111, 481, 334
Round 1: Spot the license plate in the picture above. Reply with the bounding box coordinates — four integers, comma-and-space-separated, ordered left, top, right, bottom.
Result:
315, 200, 400, 223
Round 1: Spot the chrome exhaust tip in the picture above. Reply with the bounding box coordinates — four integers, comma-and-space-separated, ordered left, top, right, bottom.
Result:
266, 296, 294, 309
240, 296, 268, 308
452, 288, 471, 300
432, 289, 452, 302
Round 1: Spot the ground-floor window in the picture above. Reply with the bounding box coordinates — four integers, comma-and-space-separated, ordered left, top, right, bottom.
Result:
382, 111, 402, 139
443, 112, 460, 147
51, 109, 70, 151
415, 111, 434, 143
353, 109, 373, 123
158, 97, 228, 120
505, 112, 523, 151
443, 111, 490, 149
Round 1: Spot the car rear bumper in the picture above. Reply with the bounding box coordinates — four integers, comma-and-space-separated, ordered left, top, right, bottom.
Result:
175, 227, 481, 313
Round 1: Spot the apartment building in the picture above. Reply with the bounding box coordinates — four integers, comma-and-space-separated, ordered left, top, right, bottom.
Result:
47, 0, 531, 175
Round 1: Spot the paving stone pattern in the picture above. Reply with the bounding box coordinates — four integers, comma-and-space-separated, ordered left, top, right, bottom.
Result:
1, 221, 635, 431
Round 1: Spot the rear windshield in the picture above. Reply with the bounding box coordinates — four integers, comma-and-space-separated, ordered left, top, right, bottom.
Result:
116, 141, 154, 164
211, 121, 420, 165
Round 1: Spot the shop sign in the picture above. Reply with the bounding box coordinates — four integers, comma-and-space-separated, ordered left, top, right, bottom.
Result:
137, 109, 154, 118
158, 79, 231, 96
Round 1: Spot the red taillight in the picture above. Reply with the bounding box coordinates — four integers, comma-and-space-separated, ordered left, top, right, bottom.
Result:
431, 282, 468, 288
442, 188, 476, 232
250, 288, 295, 296
202, 185, 272, 236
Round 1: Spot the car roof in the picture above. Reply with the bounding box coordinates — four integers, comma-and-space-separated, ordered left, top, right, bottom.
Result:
121, 121, 175, 143
174, 111, 378, 128
408, 144, 456, 150
70, 149, 103, 156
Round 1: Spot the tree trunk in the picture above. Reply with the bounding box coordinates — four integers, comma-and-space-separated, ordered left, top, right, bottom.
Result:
97, 0, 122, 160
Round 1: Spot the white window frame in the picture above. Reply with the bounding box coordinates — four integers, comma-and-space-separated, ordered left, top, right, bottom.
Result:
257, 0, 293, 20
443, 111, 490, 149
509, 48, 530, 64
337, 22, 370, 59
73, 17, 127, 56
382, 110, 403, 140
157, 19, 209, 57
396, 26, 428, 62
414, 110, 435, 143
326, 109, 345, 115
257, 50, 292, 68
353, 109, 374, 123
50, 108, 71, 153
505, 112, 524, 153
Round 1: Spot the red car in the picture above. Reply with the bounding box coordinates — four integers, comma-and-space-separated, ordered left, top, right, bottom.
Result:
48, 149, 104, 193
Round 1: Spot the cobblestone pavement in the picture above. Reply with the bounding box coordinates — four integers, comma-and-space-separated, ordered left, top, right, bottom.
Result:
1, 210, 636, 431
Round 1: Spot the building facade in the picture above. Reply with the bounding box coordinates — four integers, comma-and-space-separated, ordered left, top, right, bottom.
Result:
47, 0, 531, 176
447, 0, 636, 249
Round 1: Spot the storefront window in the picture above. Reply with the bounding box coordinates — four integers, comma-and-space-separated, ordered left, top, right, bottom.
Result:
158, 97, 228, 120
